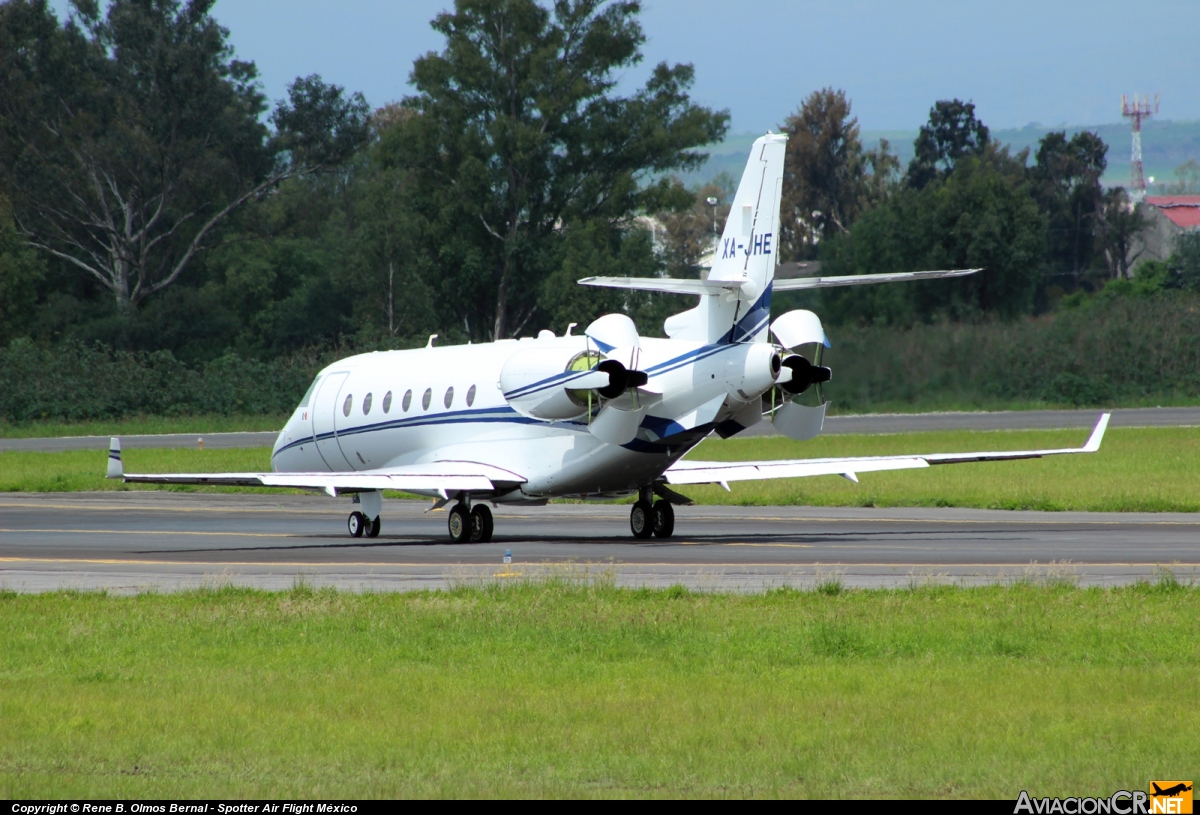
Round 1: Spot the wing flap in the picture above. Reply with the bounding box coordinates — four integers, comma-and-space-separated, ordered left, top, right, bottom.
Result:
121, 459, 525, 494
665, 414, 1109, 486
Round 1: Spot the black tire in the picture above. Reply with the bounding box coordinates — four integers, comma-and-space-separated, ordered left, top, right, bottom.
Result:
630, 500, 654, 539
448, 504, 470, 543
366, 515, 381, 538
347, 511, 365, 538
470, 505, 494, 543
652, 500, 675, 538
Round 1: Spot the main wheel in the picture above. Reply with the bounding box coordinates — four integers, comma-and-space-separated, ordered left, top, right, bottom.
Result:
448, 504, 470, 543
470, 505, 494, 543
630, 500, 654, 539
347, 511, 366, 538
652, 500, 675, 538
366, 514, 381, 538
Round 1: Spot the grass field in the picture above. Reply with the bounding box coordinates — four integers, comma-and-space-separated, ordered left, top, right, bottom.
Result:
3, 426, 1199, 512
0, 581, 1195, 798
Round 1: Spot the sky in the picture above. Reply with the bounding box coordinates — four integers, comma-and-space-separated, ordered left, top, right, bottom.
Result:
58, 0, 1200, 133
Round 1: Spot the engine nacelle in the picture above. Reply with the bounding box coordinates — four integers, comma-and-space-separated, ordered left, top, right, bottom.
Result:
499, 346, 600, 421
724, 343, 781, 402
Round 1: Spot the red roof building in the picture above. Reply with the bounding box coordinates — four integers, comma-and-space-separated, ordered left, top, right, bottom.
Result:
1144, 196, 1200, 230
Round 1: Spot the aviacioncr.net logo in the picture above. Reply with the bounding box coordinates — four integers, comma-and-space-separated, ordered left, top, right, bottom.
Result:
1015, 790, 1149, 814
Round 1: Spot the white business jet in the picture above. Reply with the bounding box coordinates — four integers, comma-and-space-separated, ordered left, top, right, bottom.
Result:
106, 133, 1110, 542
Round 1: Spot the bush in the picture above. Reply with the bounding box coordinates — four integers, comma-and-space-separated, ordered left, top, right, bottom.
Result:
0, 339, 325, 422
821, 293, 1200, 410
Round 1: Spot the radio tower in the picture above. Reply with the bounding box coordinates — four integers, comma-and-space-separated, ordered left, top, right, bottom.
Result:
1121, 93, 1159, 201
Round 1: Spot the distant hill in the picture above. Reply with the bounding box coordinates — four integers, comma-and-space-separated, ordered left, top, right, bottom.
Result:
679, 120, 1200, 191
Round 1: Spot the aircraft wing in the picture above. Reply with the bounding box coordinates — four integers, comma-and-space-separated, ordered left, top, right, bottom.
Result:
115, 451, 526, 496
772, 268, 981, 291
665, 414, 1109, 486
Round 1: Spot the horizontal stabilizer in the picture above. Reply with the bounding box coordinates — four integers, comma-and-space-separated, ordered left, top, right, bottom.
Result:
665, 413, 1109, 486
773, 268, 981, 291
578, 276, 736, 295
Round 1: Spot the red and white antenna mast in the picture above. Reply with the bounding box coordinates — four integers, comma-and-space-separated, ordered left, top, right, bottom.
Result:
1121, 92, 1159, 201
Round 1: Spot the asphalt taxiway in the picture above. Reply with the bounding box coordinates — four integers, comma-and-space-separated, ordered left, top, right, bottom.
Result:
2, 493, 1196, 592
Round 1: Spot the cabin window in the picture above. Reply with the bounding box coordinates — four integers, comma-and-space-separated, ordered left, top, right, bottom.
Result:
362, 393, 372, 415
444, 387, 454, 409
422, 388, 432, 410
467, 384, 476, 407
402, 389, 412, 411
342, 394, 353, 417
382, 391, 392, 413
299, 376, 320, 408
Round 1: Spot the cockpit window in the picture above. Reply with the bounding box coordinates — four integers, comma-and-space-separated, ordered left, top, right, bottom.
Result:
299, 376, 320, 408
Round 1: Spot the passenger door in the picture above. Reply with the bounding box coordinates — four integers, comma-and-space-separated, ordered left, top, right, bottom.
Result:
311, 371, 353, 470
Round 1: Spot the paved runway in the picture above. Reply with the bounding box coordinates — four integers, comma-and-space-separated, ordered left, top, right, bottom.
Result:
2, 493, 1196, 593
4, 407, 1197, 452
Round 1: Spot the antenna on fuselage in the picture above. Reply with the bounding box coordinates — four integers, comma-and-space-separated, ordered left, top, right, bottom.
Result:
426, 334, 438, 348
566, 322, 577, 336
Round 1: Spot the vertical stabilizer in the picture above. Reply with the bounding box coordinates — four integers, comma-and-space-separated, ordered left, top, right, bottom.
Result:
663, 132, 787, 343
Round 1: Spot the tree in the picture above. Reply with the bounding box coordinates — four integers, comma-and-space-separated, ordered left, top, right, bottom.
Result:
0, 0, 368, 313
657, 175, 732, 280
383, 0, 728, 340
1029, 130, 1107, 283
1162, 159, 1200, 195
906, 99, 990, 189
815, 143, 1045, 324
779, 89, 871, 260
1095, 188, 1147, 280
0, 197, 45, 343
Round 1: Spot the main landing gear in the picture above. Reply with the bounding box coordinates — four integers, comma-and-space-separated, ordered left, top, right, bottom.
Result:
347, 511, 380, 538
347, 491, 383, 538
630, 487, 674, 539
447, 500, 493, 543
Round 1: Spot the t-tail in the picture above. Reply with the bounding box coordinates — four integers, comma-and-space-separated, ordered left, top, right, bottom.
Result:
577, 133, 788, 344
576, 131, 980, 345
702, 132, 787, 343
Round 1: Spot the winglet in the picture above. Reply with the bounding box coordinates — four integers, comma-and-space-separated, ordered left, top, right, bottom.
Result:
1083, 413, 1110, 453
106, 437, 123, 478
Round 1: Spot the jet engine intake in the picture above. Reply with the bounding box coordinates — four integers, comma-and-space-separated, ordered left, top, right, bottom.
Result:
724, 343, 782, 402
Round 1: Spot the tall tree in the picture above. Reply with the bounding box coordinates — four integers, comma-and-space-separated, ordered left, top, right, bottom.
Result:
780, 89, 862, 260
383, 0, 728, 340
1030, 130, 1107, 283
0, 0, 368, 313
906, 99, 990, 189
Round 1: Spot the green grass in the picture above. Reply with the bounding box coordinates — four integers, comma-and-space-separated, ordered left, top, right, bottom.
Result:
683, 426, 1200, 512
0, 413, 289, 439
0, 581, 1196, 797
3, 426, 1199, 512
